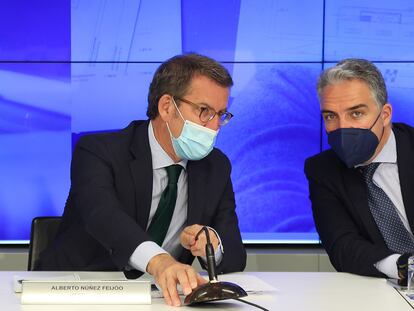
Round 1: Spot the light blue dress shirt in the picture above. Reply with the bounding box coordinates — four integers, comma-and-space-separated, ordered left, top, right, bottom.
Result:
128, 121, 223, 272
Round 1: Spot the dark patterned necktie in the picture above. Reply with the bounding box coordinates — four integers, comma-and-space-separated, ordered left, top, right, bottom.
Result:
147, 164, 183, 246
361, 162, 414, 253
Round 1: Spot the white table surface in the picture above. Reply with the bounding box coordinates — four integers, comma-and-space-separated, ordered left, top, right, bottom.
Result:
0, 271, 412, 311
398, 287, 414, 309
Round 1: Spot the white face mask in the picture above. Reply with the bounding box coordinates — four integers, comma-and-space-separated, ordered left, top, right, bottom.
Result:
166, 98, 218, 160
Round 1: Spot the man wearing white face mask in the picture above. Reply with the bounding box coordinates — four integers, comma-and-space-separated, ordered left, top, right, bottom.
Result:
166, 97, 219, 161
37, 53, 246, 307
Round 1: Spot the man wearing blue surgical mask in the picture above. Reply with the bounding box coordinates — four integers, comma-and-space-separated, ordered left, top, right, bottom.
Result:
37, 53, 246, 307
305, 58, 414, 284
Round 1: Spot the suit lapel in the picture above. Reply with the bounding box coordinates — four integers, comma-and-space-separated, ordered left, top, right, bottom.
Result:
129, 121, 153, 229
186, 160, 206, 226
395, 127, 414, 232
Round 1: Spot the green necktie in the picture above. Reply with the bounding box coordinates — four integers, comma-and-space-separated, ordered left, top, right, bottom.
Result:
147, 164, 183, 246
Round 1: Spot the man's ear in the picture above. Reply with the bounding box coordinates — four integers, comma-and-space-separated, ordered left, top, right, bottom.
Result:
158, 94, 175, 121
382, 103, 392, 126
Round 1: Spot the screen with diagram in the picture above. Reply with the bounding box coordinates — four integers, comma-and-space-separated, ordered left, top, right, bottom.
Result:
1, 0, 414, 243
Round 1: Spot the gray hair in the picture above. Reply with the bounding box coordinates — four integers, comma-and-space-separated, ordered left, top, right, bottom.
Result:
317, 58, 388, 108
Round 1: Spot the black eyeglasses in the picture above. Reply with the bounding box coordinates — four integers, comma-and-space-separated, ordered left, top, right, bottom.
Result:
175, 97, 234, 126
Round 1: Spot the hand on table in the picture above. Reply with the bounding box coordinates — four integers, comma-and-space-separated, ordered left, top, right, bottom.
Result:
146, 253, 206, 306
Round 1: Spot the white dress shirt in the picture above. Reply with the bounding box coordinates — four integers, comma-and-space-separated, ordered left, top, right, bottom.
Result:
366, 131, 414, 278
128, 121, 222, 272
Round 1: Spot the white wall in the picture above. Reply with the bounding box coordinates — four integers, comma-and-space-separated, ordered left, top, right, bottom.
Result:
0, 247, 336, 272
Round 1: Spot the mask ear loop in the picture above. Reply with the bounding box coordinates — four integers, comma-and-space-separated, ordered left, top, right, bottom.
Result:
166, 97, 186, 139
369, 107, 385, 142
171, 97, 186, 122
369, 109, 383, 130
165, 121, 175, 138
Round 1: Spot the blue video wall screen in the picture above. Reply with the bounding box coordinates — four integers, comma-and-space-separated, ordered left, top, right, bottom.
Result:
2, 0, 414, 243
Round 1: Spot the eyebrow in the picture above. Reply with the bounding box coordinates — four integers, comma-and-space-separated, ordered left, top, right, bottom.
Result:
198, 102, 214, 110
346, 103, 368, 111
199, 101, 228, 114
321, 103, 368, 114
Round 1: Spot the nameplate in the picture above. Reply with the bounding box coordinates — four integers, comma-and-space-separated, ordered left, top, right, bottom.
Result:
21, 280, 151, 305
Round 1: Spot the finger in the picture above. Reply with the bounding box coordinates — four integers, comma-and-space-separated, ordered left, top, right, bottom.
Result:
166, 276, 181, 307
181, 231, 196, 248
190, 245, 204, 257
176, 268, 192, 295
187, 224, 202, 232
208, 229, 219, 246
182, 226, 196, 236
158, 277, 172, 306
193, 237, 207, 252
196, 273, 208, 285
180, 232, 191, 249
185, 267, 199, 289
184, 224, 202, 237
195, 232, 206, 244
180, 235, 193, 249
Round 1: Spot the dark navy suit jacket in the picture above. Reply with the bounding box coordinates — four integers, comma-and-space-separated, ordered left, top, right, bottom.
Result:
305, 123, 414, 277
37, 120, 246, 275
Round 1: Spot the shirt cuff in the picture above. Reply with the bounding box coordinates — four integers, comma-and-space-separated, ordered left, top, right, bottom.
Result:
128, 241, 167, 273
199, 226, 224, 266
374, 254, 400, 279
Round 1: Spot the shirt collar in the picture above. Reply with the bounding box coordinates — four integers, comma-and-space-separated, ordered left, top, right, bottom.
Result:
148, 121, 187, 170
371, 130, 397, 164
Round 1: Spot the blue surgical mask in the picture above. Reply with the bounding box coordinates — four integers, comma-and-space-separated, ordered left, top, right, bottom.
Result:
327, 112, 383, 168
166, 98, 218, 160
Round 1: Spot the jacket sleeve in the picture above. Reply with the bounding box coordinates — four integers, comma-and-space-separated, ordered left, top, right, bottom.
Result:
305, 159, 393, 277
208, 175, 246, 274
69, 136, 152, 269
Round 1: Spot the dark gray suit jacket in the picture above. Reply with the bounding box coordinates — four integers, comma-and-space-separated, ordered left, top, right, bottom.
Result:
37, 120, 246, 275
305, 123, 414, 277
